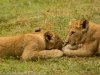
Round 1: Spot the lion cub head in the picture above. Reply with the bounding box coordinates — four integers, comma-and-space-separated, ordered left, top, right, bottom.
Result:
34, 28, 64, 50
65, 18, 89, 47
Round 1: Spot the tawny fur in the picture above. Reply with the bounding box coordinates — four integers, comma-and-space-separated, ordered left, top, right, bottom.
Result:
0, 29, 63, 60
63, 18, 100, 57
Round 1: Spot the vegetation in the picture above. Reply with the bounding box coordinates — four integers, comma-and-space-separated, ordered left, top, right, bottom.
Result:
0, 0, 100, 75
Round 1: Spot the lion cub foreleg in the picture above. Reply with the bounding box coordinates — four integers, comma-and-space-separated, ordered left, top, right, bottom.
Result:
21, 50, 38, 60
22, 49, 63, 60
62, 46, 94, 57
62, 49, 92, 57
37, 50, 63, 59
62, 40, 98, 57
62, 45, 95, 57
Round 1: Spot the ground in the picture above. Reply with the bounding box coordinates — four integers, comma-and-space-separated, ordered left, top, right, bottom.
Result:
0, 0, 100, 75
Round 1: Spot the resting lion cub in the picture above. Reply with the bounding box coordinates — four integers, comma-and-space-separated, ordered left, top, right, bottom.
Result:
0, 28, 63, 60
63, 18, 100, 57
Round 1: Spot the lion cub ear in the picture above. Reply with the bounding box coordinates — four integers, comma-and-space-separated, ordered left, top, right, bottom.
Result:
45, 31, 54, 42
34, 27, 41, 32
69, 18, 76, 26
80, 18, 89, 32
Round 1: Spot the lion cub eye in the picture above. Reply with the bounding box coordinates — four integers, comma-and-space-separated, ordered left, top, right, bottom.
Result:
70, 31, 75, 36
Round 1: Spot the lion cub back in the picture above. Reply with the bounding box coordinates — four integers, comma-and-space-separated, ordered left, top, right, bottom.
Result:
0, 36, 24, 57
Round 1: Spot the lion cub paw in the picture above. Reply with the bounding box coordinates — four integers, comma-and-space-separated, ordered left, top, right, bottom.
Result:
62, 45, 78, 51
38, 50, 63, 58
51, 50, 63, 58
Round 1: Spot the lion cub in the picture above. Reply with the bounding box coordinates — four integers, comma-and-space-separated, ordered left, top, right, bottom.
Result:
0, 28, 63, 60
63, 18, 100, 57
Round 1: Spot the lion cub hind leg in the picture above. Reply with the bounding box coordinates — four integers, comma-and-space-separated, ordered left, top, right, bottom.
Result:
38, 50, 63, 58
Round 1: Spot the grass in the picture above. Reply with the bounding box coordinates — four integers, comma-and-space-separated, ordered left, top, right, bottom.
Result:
0, 0, 100, 75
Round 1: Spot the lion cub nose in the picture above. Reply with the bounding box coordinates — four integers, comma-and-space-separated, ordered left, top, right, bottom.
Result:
63, 42, 69, 47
